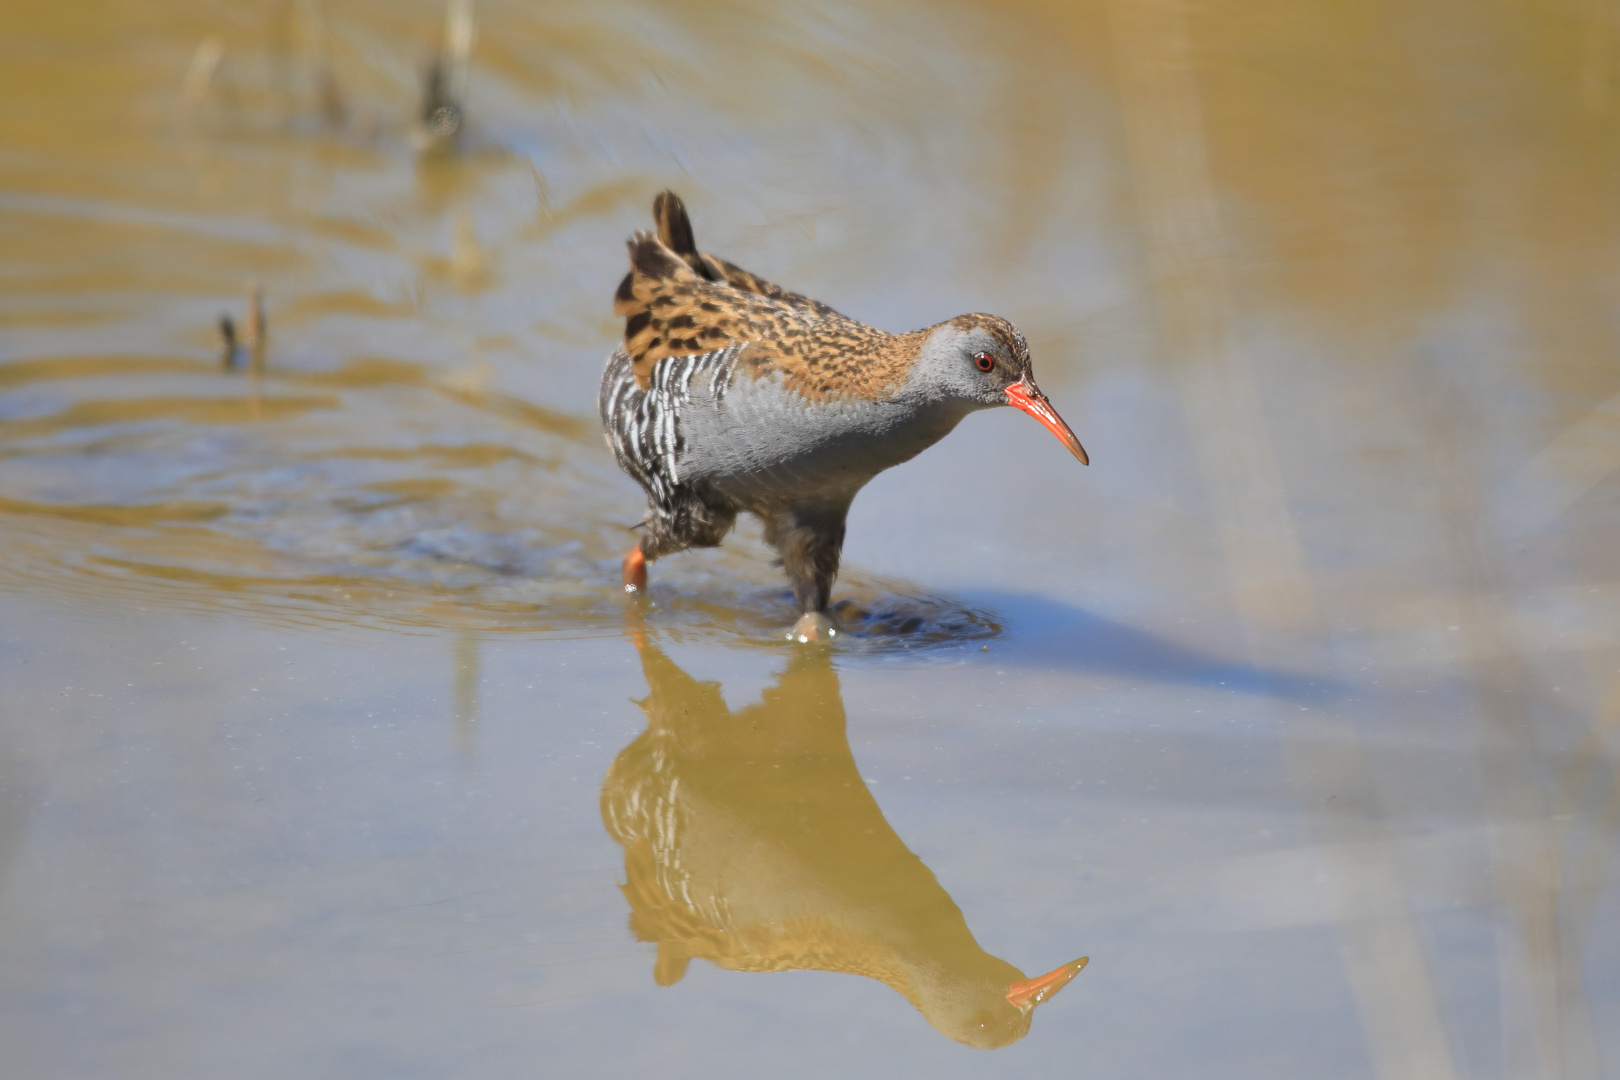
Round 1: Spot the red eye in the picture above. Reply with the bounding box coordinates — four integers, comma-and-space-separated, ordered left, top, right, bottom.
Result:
974, 352, 995, 372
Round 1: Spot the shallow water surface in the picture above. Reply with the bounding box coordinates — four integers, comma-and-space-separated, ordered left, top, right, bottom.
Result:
2, 1, 1618, 1077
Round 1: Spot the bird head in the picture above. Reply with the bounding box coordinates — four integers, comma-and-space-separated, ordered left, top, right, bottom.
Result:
912, 954, 1090, 1049
912, 314, 1089, 464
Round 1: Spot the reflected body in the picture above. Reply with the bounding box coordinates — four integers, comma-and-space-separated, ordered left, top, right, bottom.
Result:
601, 630, 1085, 1047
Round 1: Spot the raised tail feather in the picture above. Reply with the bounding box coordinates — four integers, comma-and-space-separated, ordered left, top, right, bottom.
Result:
614, 229, 761, 390
654, 191, 722, 282
613, 193, 851, 388
646, 191, 838, 315
624, 230, 696, 291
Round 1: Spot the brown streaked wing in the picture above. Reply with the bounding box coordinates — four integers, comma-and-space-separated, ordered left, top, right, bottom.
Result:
706, 255, 841, 319
614, 232, 795, 390
613, 232, 918, 401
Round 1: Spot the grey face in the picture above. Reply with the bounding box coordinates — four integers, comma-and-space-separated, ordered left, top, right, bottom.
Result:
903, 318, 1091, 465
905, 322, 1031, 408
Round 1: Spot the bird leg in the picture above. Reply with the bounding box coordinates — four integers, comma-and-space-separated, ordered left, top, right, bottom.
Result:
762, 504, 849, 642
622, 546, 648, 592
622, 501, 735, 595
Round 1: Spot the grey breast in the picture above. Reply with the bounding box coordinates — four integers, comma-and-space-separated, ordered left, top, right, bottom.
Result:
673, 352, 972, 510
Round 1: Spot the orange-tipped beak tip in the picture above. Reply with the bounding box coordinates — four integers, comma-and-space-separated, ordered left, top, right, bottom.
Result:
1005, 380, 1089, 465
1005, 956, 1089, 1011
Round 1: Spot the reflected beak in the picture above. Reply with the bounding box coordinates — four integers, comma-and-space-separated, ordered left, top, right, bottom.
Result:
1005, 956, 1088, 1012
1005, 378, 1089, 465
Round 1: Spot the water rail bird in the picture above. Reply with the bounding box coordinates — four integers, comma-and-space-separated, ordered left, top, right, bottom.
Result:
599, 192, 1088, 641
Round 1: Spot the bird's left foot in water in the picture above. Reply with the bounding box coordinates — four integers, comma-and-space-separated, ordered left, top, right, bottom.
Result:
787, 611, 841, 644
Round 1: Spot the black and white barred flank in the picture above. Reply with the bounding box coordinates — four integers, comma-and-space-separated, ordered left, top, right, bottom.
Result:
599, 344, 743, 552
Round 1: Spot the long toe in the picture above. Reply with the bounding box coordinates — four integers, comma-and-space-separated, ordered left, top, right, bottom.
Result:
787, 611, 841, 644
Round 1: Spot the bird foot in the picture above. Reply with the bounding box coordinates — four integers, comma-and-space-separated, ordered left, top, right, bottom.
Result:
787, 611, 841, 644
622, 547, 647, 593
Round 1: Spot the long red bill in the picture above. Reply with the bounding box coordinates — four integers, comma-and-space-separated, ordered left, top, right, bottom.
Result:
1005, 956, 1089, 1011
1005, 379, 1089, 465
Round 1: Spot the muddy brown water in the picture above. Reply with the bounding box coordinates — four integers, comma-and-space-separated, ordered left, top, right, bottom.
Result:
2, 1, 1618, 1077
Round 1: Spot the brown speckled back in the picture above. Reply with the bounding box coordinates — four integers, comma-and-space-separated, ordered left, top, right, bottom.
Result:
613, 216, 925, 403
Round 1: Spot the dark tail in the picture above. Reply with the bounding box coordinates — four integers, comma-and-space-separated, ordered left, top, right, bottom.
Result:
652, 191, 721, 281
625, 230, 688, 282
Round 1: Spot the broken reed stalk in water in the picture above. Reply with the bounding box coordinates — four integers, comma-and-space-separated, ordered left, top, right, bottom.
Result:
219, 284, 267, 374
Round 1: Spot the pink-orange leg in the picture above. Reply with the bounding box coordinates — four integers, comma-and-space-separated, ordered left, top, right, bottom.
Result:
622, 546, 648, 592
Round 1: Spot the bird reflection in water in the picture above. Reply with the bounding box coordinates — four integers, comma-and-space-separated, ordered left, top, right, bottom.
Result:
600, 626, 1087, 1048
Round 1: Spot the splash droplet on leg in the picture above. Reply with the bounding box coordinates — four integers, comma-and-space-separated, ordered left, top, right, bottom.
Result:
787, 610, 841, 644
622, 547, 647, 593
